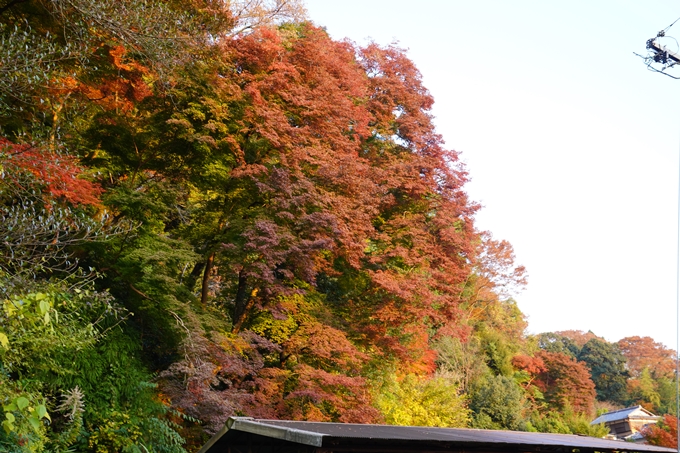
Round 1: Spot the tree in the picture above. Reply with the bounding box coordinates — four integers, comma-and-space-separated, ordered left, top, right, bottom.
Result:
642, 414, 678, 449
534, 351, 597, 416
627, 367, 662, 412
469, 374, 527, 430
527, 408, 609, 437
467, 232, 527, 306
377, 374, 469, 427
577, 338, 629, 404
554, 330, 602, 348
618, 336, 676, 379
434, 336, 488, 393
336, 41, 479, 369
536, 332, 581, 358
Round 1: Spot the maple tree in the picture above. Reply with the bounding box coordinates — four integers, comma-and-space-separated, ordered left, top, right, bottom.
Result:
0, 138, 102, 206
642, 414, 678, 448
532, 351, 597, 416
618, 336, 676, 379
6, 0, 677, 450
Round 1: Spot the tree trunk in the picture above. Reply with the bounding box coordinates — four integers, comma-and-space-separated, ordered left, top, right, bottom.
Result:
231, 270, 251, 333
200, 251, 215, 306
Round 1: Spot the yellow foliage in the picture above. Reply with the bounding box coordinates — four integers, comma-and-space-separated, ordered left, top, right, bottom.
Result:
249, 308, 297, 345
377, 374, 469, 428
88, 411, 143, 453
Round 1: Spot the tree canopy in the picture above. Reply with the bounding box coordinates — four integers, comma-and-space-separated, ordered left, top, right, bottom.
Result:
0, 1, 676, 451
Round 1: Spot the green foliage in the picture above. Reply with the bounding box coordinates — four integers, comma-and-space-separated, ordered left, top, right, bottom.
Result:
577, 339, 629, 404
536, 332, 580, 358
0, 387, 49, 453
433, 336, 488, 393
527, 407, 610, 437
478, 328, 516, 377
0, 282, 186, 452
655, 377, 677, 415
469, 374, 527, 431
377, 374, 469, 427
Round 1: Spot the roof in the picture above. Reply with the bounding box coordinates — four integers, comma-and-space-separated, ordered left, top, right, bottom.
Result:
199, 417, 677, 453
591, 406, 660, 425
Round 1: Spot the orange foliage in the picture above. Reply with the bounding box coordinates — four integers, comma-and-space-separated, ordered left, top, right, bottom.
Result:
211, 25, 480, 371
554, 330, 602, 347
618, 336, 676, 379
79, 45, 153, 112
642, 414, 678, 448
512, 354, 547, 375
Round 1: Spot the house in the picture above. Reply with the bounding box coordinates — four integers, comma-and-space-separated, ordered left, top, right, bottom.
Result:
198, 417, 675, 453
590, 405, 661, 441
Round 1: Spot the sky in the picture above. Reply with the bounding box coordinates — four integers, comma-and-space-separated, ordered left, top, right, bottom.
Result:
303, 0, 680, 349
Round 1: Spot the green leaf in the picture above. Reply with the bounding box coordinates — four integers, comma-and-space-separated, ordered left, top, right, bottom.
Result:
4, 413, 15, 423
36, 404, 50, 421
3, 403, 17, 412
0, 331, 8, 349
27, 416, 40, 431
39, 299, 50, 315
15, 397, 29, 411
2, 419, 14, 434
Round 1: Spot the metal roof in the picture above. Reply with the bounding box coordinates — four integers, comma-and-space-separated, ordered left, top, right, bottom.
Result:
591, 406, 660, 425
198, 417, 677, 453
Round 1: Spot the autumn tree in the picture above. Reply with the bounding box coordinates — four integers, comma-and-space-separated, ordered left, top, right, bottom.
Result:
534, 351, 597, 416
335, 42, 479, 370
0, 0, 558, 446
0, 138, 105, 289
618, 336, 676, 379
642, 414, 678, 449
554, 330, 602, 348
377, 373, 469, 427
464, 232, 527, 312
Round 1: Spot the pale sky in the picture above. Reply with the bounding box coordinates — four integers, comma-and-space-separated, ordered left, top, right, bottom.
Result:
304, 0, 680, 349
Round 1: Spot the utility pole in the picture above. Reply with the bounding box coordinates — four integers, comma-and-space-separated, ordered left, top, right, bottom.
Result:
643, 22, 680, 453
647, 33, 680, 70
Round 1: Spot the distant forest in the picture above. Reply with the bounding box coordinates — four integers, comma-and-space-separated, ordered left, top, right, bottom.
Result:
0, 1, 677, 452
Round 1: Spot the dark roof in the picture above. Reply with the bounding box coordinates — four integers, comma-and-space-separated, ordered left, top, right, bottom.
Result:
198, 417, 677, 453
591, 406, 660, 425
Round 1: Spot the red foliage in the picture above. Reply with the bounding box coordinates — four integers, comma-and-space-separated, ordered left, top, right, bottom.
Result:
533, 351, 597, 416
277, 364, 380, 423
343, 43, 478, 366
642, 414, 678, 448
475, 231, 527, 301
210, 25, 479, 370
0, 138, 102, 206
159, 328, 381, 434
215, 25, 379, 297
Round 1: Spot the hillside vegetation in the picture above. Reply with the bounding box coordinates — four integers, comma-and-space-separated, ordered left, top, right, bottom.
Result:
0, 1, 676, 452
